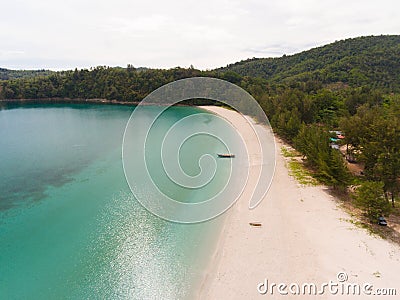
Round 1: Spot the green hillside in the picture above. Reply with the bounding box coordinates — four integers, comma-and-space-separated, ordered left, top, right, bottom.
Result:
222, 35, 400, 90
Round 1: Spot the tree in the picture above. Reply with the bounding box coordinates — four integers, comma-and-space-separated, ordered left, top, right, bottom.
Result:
375, 151, 400, 207
321, 150, 351, 189
342, 103, 400, 206
294, 124, 351, 188
354, 181, 391, 222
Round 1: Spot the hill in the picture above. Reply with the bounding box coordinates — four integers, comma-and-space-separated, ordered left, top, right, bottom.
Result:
0, 66, 204, 101
221, 35, 400, 90
0, 66, 151, 81
0, 68, 55, 80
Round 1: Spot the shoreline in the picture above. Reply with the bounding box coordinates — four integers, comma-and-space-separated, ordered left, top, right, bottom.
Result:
198, 106, 400, 299
0, 98, 225, 108
0, 98, 139, 106
196, 105, 276, 299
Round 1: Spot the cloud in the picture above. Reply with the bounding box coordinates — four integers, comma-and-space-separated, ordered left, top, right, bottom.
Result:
0, 0, 399, 70
0, 50, 25, 58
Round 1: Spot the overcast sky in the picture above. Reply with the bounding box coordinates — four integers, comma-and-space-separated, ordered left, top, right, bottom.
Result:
1, 0, 399, 70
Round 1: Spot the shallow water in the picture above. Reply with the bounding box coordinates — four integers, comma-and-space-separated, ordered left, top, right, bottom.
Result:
0, 104, 238, 299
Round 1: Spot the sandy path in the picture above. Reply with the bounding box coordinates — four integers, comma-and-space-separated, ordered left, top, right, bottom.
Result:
198, 106, 400, 299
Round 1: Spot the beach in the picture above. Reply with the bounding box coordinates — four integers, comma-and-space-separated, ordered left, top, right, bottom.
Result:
199, 106, 400, 299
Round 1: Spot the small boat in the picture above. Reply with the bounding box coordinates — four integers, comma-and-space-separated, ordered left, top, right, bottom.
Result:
249, 222, 262, 227
217, 153, 235, 158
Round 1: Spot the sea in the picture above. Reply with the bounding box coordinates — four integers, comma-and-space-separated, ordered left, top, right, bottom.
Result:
0, 103, 241, 299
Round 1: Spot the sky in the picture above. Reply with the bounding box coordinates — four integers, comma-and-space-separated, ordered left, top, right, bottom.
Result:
1, 0, 399, 70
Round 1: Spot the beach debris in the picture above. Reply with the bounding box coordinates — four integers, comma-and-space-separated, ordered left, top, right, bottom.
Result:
217, 153, 235, 158
249, 222, 262, 227
373, 271, 381, 278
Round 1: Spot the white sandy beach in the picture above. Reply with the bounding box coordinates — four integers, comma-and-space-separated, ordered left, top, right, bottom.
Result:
199, 106, 400, 299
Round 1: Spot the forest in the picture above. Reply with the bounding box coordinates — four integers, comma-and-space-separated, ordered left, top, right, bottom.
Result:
221, 35, 400, 91
0, 35, 399, 225
0, 68, 54, 81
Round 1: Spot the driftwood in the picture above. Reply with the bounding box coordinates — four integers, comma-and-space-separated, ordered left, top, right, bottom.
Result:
249, 222, 262, 227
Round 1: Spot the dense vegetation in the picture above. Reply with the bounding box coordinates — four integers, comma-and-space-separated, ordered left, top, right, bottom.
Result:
1, 35, 399, 222
0, 66, 207, 101
341, 96, 400, 207
221, 35, 400, 91
0, 68, 54, 81
355, 181, 392, 222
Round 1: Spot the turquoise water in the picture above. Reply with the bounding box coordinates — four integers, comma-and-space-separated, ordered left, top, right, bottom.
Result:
0, 104, 235, 299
